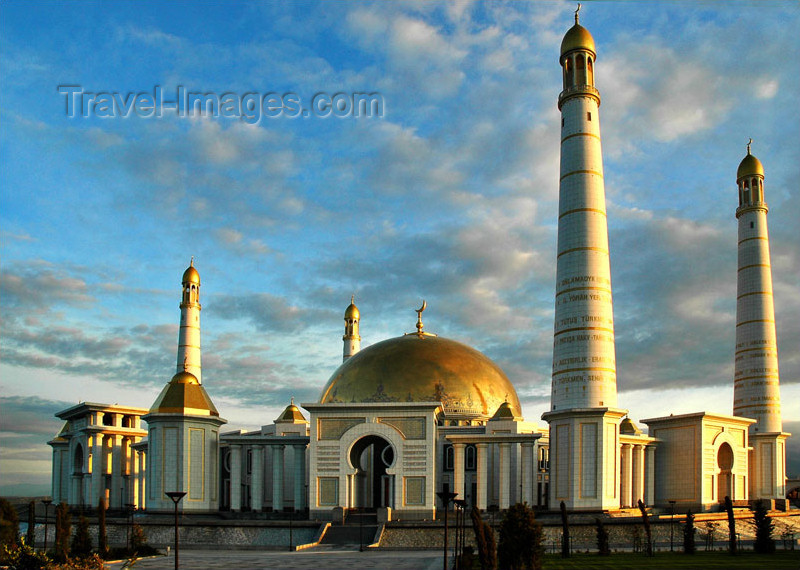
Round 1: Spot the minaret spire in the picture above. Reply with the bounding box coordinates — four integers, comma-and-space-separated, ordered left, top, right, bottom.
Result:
177, 258, 202, 383
543, 10, 626, 512
733, 143, 788, 500
342, 295, 361, 361
575, 3, 581, 24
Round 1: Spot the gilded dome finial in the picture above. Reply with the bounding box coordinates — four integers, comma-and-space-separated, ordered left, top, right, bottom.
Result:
290, 396, 294, 405
575, 3, 581, 24
415, 300, 427, 333
190, 256, 194, 267
747, 138, 753, 155
351, 294, 355, 304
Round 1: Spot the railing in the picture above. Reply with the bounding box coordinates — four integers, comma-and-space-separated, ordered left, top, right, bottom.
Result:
558, 84, 601, 108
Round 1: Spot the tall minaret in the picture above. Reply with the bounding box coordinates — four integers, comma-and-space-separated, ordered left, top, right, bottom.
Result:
733, 141, 788, 501
177, 258, 202, 383
542, 7, 626, 512
342, 295, 361, 361
550, 5, 617, 411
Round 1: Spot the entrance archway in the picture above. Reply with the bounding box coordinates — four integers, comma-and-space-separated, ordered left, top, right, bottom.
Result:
350, 435, 395, 509
717, 442, 734, 501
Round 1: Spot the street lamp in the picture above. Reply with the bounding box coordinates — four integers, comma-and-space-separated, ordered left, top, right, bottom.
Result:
453, 499, 467, 570
436, 490, 457, 570
165, 491, 187, 570
41, 499, 52, 553
124, 503, 136, 552
669, 500, 677, 552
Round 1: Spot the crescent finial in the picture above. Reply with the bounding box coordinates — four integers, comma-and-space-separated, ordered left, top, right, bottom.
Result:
747, 138, 752, 155
415, 300, 427, 333
575, 3, 581, 24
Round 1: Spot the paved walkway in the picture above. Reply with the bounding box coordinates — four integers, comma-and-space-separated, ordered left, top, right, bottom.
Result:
108, 548, 443, 570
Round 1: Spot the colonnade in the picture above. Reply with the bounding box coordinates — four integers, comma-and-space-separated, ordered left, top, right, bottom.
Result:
619, 442, 655, 508
447, 436, 543, 511
226, 441, 308, 512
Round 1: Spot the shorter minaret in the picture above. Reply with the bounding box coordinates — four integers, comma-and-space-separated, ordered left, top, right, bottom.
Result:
343, 296, 361, 361
177, 258, 202, 383
733, 141, 789, 501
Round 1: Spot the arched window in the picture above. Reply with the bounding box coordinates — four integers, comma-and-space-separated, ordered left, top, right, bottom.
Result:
587, 57, 594, 85
564, 57, 574, 87
444, 445, 454, 471
465, 445, 477, 471
576, 54, 586, 85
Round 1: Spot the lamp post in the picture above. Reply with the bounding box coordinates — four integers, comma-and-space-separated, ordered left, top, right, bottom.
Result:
165, 491, 187, 570
41, 499, 52, 553
436, 490, 457, 570
669, 500, 676, 552
453, 499, 467, 570
124, 503, 136, 551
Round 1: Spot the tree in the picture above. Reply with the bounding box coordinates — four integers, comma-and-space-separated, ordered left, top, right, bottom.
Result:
97, 498, 108, 558
595, 518, 610, 555
54, 502, 71, 562
71, 516, 92, 558
497, 503, 544, 570
683, 510, 695, 554
637, 500, 653, 556
724, 496, 737, 555
0, 497, 20, 548
559, 501, 570, 558
26, 501, 36, 547
470, 507, 497, 570
753, 501, 775, 554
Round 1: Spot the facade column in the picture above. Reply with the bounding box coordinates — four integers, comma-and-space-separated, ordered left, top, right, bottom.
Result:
229, 445, 242, 512
476, 443, 488, 511
293, 445, 306, 510
453, 443, 465, 501
644, 445, 656, 506
499, 443, 511, 509
621, 443, 632, 508
110, 434, 122, 509
250, 445, 263, 512
520, 442, 534, 505
91, 434, 104, 508
632, 445, 645, 506
135, 449, 145, 509
272, 445, 285, 512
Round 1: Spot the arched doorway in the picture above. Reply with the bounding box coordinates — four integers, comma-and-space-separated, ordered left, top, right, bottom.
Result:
350, 435, 395, 510
717, 443, 734, 501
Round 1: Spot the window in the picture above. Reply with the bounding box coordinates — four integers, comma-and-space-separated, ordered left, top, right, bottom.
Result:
587, 112, 592, 121
443, 444, 454, 471
465, 445, 477, 471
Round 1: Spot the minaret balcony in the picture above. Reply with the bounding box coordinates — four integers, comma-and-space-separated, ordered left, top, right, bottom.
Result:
736, 201, 769, 217
558, 84, 600, 109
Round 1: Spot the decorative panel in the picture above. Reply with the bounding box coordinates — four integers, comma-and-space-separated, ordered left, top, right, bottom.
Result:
405, 476, 425, 506
378, 417, 426, 439
318, 417, 365, 440
318, 477, 338, 506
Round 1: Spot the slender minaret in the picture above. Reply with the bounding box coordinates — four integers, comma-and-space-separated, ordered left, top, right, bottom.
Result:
342, 295, 361, 361
177, 258, 202, 382
733, 141, 788, 501
542, 7, 626, 512
550, 5, 617, 411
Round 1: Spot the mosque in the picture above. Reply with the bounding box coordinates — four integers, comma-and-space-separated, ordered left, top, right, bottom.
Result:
48, 10, 789, 519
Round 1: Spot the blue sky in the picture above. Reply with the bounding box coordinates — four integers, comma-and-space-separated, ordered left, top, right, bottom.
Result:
1, 0, 798, 496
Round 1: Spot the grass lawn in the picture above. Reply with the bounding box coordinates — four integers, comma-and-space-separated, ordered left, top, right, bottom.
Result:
542, 550, 800, 569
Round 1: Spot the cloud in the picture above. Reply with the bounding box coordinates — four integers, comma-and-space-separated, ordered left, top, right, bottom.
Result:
0, 261, 94, 308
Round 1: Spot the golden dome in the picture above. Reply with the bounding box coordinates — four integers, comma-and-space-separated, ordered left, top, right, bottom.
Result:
182, 259, 200, 285
561, 23, 596, 59
319, 333, 521, 419
345, 301, 360, 320
149, 371, 219, 416
737, 151, 764, 180
276, 401, 307, 423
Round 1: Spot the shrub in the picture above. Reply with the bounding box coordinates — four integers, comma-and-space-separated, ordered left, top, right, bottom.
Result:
497, 503, 544, 570
70, 516, 92, 559
0, 497, 20, 549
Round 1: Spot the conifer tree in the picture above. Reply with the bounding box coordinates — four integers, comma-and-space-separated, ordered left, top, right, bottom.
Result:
498, 503, 544, 570
97, 497, 108, 558
559, 501, 570, 558
637, 500, 653, 556
470, 506, 497, 570
595, 518, 610, 555
753, 501, 775, 554
26, 501, 36, 546
71, 515, 92, 558
724, 496, 737, 555
54, 502, 71, 562
683, 510, 695, 554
